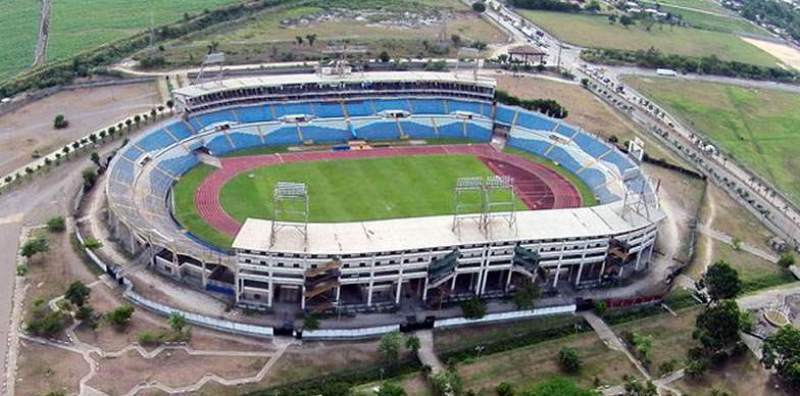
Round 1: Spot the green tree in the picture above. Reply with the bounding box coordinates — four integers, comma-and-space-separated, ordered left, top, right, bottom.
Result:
76, 305, 98, 329
20, 236, 49, 259
64, 281, 91, 307
461, 297, 487, 319
632, 333, 654, 363
169, 312, 187, 333
303, 314, 320, 331
620, 15, 634, 27
513, 279, 540, 309
524, 377, 597, 396
623, 378, 657, 396
379, 331, 403, 364
778, 253, 795, 268
472, 2, 486, 13
90, 152, 102, 168
47, 216, 66, 233
306, 34, 317, 46
295, 36, 304, 45
83, 238, 103, 250
702, 261, 742, 302
53, 114, 68, 129
693, 300, 744, 355
557, 347, 581, 373
405, 334, 421, 354
106, 305, 135, 329
379, 51, 391, 63
375, 382, 406, 396
496, 382, 515, 396
761, 325, 800, 390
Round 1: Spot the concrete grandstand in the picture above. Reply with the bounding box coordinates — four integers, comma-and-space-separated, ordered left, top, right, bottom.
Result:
104, 71, 663, 317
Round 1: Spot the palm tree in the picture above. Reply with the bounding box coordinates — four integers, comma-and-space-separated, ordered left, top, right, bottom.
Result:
295, 36, 304, 45
306, 34, 317, 47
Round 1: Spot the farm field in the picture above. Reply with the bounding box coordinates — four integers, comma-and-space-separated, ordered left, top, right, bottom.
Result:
658, 5, 769, 36
520, 11, 779, 67
624, 77, 800, 205
149, 1, 505, 67
46, 0, 243, 62
0, 0, 41, 81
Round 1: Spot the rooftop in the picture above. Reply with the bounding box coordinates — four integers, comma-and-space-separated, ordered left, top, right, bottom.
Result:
232, 202, 663, 254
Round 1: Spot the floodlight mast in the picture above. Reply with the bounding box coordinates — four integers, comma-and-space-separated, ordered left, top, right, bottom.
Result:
270, 182, 309, 249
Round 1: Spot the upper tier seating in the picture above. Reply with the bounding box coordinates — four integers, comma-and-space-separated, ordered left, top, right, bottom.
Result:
409, 99, 446, 115
313, 102, 345, 118
206, 134, 235, 156
573, 132, 610, 158
517, 112, 556, 131
137, 129, 177, 152
274, 102, 314, 118
167, 122, 195, 141
264, 126, 301, 146
495, 105, 516, 125
400, 120, 437, 139
345, 101, 374, 117
301, 124, 351, 144
373, 99, 410, 113
446, 100, 484, 116
234, 106, 269, 123
229, 131, 263, 150
352, 120, 401, 141
158, 154, 199, 177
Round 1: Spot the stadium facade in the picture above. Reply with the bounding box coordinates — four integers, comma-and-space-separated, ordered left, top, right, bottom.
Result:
105, 71, 663, 314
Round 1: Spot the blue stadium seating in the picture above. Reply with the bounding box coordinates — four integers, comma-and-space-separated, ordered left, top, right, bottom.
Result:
554, 123, 578, 138
516, 111, 556, 131
573, 132, 610, 158
235, 106, 268, 123
206, 135, 234, 156
167, 122, 194, 140
353, 121, 400, 141
603, 150, 635, 174
229, 132, 263, 149
137, 129, 177, 152
150, 170, 174, 196
264, 127, 301, 146
345, 101, 374, 117
437, 121, 464, 138
465, 122, 491, 141
447, 100, 483, 116
579, 168, 606, 189
301, 125, 351, 143
508, 136, 550, 156
313, 102, 345, 118
408, 99, 446, 115
274, 102, 313, 117
196, 110, 237, 127
111, 158, 135, 185
159, 154, 199, 177
373, 99, 410, 113
122, 146, 144, 162
400, 121, 437, 138
594, 186, 617, 203
495, 105, 517, 125
546, 147, 583, 173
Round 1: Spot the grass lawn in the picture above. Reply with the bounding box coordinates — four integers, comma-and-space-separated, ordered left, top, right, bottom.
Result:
624, 77, 800, 205
520, 11, 778, 67
655, 4, 769, 36
0, 0, 41, 81
220, 154, 525, 223
456, 331, 641, 394
46, 0, 243, 62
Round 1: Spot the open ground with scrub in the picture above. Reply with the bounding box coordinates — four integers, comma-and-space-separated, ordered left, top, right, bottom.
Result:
0, 0, 41, 81
624, 77, 800, 205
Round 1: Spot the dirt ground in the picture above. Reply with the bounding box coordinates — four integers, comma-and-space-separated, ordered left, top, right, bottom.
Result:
0, 81, 159, 175
15, 341, 89, 396
675, 351, 792, 396
495, 74, 685, 166
87, 349, 268, 395
741, 37, 800, 71
612, 307, 701, 373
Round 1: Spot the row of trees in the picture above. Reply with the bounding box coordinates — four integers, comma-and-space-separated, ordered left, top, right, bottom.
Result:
582, 47, 799, 83
739, 0, 800, 42
496, 89, 569, 119
509, 0, 581, 13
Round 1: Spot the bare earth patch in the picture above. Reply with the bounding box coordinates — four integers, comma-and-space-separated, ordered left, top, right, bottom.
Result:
741, 37, 800, 71
0, 81, 159, 175
15, 341, 89, 396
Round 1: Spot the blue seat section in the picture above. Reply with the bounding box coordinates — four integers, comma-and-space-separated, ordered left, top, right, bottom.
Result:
580, 168, 606, 189
206, 135, 234, 156
604, 150, 635, 174
264, 126, 300, 146
345, 100, 374, 117
301, 125, 351, 143
122, 146, 144, 162
495, 105, 516, 125
554, 123, 578, 138
373, 99, 410, 113
447, 100, 483, 115
274, 102, 313, 117
547, 147, 583, 173
235, 106, 268, 123
313, 102, 344, 118
508, 136, 550, 156
150, 170, 174, 196
408, 99, 445, 115
594, 186, 617, 203
517, 111, 556, 131
478, 102, 493, 118
110, 158, 135, 185
159, 154, 199, 177
137, 129, 176, 152
229, 132, 262, 149
573, 132, 610, 158
197, 109, 237, 127
465, 122, 491, 141
353, 120, 401, 141
437, 121, 464, 138
400, 121, 437, 138
167, 122, 194, 140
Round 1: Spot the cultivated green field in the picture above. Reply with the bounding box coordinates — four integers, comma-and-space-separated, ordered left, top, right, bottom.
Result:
520, 11, 778, 67
46, 0, 243, 62
657, 5, 769, 36
625, 76, 800, 204
0, 0, 41, 81
220, 154, 524, 223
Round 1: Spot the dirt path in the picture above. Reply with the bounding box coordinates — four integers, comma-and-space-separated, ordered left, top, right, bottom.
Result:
32, 0, 52, 66
741, 37, 800, 71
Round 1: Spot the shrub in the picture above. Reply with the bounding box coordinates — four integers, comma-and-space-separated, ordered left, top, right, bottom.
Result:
47, 216, 66, 233
472, 1, 486, 12
557, 347, 581, 373
778, 253, 795, 268
460, 297, 487, 319
106, 305, 135, 329
53, 114, 69, 129
496, 382, 514, 396
138, 330, 164, 346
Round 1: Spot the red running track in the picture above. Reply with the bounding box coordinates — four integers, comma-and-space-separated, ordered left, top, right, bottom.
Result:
194, 144, 582, 237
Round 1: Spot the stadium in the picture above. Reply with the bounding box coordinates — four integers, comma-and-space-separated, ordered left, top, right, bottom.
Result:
105, 71, 663, 315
